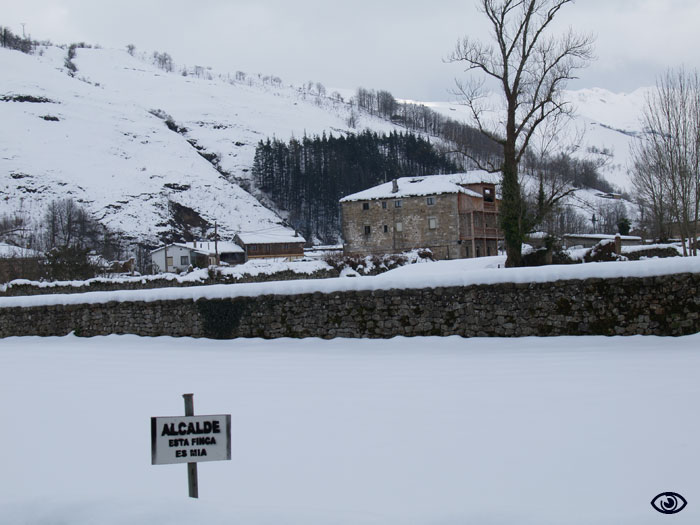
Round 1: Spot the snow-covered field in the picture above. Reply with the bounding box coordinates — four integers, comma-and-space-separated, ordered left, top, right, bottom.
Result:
1, 333, 699, 524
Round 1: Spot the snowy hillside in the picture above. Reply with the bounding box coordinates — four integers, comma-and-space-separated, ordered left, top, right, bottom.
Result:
2, 43, 649, 248
0, 45, 398, 245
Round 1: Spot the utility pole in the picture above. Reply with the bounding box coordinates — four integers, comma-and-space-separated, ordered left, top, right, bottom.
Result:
214, 221, 219, 265
20, 23, 26, 38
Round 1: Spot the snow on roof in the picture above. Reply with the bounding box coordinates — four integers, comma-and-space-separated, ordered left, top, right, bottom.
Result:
339, 171, 500, 203
236, 229, 305, 245
0, 243, 41, 258
184, 241, 244, 254
150, 241, 244, 255
563, 234, 642, 241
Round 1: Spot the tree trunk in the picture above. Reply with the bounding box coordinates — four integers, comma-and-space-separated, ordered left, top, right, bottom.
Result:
501, 147, 523, 267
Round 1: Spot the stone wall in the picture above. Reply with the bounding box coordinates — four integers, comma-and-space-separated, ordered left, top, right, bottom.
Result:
1, 272, 698, 339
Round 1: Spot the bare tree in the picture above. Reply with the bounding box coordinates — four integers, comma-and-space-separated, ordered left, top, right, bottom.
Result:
449, 0, 594, 266
631, 139, 671, 241
630, 68, 700, 255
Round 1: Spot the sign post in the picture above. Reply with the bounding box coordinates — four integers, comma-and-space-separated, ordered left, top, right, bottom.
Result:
151, 393, 231, 498
183, 394, 198, 498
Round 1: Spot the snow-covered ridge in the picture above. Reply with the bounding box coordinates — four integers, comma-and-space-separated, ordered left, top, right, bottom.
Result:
1, 256, 697, 309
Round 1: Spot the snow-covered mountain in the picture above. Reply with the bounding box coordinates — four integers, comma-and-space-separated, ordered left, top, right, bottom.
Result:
0, 45, 399, 245
1, 44, 646, 247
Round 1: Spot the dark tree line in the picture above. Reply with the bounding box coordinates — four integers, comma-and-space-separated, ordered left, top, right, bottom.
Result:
353, 86, 613, 195
355, 87, 501, 168
523, 152, 614, 194
252, 131, 459, 243
0, 26, 37, 54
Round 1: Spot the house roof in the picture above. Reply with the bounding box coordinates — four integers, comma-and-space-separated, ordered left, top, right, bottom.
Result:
186, 241, 244, 254
339, 171, 500, 203
150, 241, 244, 255
235, 229, 305, 245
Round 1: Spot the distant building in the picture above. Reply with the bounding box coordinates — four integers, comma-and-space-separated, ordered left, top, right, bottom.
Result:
150, 241, 244, 273
562, 233, 642, 249
234, 231, 305, 261
340, 172, 502, 260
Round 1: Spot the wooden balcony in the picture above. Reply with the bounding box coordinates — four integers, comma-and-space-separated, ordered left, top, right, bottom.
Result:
461, 226, 502, 240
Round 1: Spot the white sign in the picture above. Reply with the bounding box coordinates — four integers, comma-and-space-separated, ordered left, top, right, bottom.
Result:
151, 414, 231, 465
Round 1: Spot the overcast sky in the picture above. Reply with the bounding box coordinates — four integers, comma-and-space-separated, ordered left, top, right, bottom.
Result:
4, 0, 700, 101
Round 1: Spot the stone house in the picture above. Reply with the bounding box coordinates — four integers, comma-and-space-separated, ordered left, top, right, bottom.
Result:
340, 172, 502, 260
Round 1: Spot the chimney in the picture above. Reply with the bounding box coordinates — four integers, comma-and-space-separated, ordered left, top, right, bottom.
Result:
391, 179, 398, 193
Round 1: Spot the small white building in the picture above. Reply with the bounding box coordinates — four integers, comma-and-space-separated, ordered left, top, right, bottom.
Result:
150, 241, 244, 273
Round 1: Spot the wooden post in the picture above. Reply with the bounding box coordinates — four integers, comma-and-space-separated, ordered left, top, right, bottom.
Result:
183, 393, 199, 498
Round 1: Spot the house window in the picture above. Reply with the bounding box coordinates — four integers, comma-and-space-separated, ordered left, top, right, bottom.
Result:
364, 225, 371, 235
249, 245, 257, 252
426, 197, 435, 205
180, 255, 189, 265
362, 202, 370, 210
395, 200, 402, 208
166, 256, 173, 267
483, 188, 494, 203
395, 222, 403, 232
383, 225, 388, 233
428, 217, 437, 229
382, 201, 387, 209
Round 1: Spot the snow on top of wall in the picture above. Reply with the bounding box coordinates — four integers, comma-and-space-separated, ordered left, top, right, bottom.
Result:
1, 256, 697, 309
339, 172, 498, 202
0, 259, 332, 293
